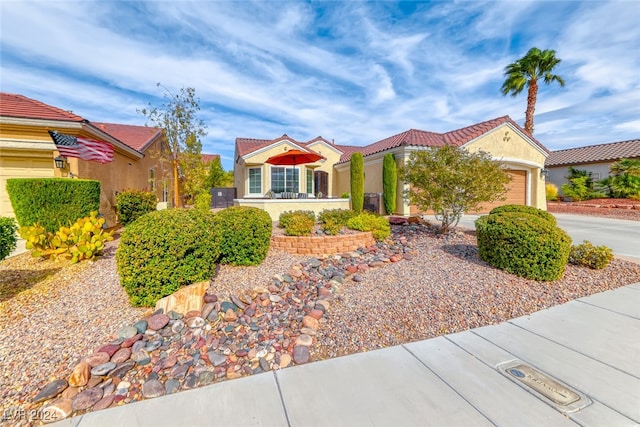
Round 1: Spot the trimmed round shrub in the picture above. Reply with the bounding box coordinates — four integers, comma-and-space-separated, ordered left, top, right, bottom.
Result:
489, 204, 556, 226
212, 206, 272, 266
475, 212, 571, 281
278, 210, 315, 236
569, 241, 614, 269
0, 216, 18, 261
116, 189, 157, 226
347, 211, 391, 241
116, 209, 220, 307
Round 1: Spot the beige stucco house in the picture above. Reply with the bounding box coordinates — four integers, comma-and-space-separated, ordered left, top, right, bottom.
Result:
234, 116, 549, 216
545, 139, 640, 192
0, 93, 173, 227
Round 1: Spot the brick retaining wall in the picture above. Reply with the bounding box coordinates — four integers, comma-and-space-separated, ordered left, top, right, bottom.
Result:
271, 232, 376, 256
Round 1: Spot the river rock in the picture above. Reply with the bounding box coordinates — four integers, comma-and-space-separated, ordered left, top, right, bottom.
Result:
117, 325, 139, 339
224, 309, 237, 322
142, 379, 165, 398
165, 378, 180, 394
186, 317, 205, 328
72, 387, 103, 410
96, 344, 120, 357
302, 316, 319, 330
109, 361, 136, 378
121, 333, 143, 348
279, 353, 292, 368
33, 379, 68, 403
147, 313, 170, 330
133, 320, 148, 334
42, 398, 73, 423
91, 394, 115, 411
292, 346, 310, 364
68, 362, 91, 387
85, 352, 110, 367
111, 347, 132, 364
91, 362, 116, 376
208, 351, 227, 367
295, 334, 313, 347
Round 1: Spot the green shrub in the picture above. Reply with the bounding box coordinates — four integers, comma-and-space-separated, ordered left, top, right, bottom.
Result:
340, 192, 350, 199
212, 206, 271, 266
19, 212, 113, 263
350, 153, 364, 213
116, 189, 157, 225
194, 192, 212, 212
383, 153, 397, 214
489, 204, 556, 225
569, 241, 614, 269
318, 209, 357, 226
475, 212, 571, 281
7, 178, 100, 232
116, 209, 220, 307
279, 210, 315, 229
321, 218, 342, 235
0, 217, 18, 261
347, 211, 391, 241
545, 183, 558, 201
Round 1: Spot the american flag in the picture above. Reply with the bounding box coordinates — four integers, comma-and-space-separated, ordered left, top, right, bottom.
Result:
48, 131, 114, 164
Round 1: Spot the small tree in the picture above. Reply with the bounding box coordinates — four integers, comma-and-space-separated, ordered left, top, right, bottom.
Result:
139, 84, 207, 208
382, 153, 397, 215
561, 166, 603, 201
599, 158, 640, 199
400, 145, 511, 233
350, 152, 364, 213
205, 156, 233, 188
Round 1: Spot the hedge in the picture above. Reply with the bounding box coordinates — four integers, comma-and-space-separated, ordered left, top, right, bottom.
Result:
7, 178, 100, 232
211, 206, 272, 266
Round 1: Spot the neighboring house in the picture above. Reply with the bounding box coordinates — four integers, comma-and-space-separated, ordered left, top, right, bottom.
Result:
0, 93, 173, 227
234, 115, 549, 215
545, 139, 640, 191
202, 153, 220, 164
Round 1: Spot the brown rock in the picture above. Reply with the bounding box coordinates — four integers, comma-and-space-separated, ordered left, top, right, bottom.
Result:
292, 346, 310, 364
111, 347, 132, 364
308, 309, 324, 320
91, 394, 115, 411
121, 334, 143, 348
224, 309, 238, 322
295, 334, 313, 347
85, 352, 110, 368
32, 379, 68, 404
68, 362, 91, 387
61, 386, 79, 400
302, 316, 319, 331
203, 293, 218, 303
42, 398, 73, 423
279, 353, 292, 368
96, 344, 120, 357
72, 388, 103, 410
155, 281, 208, 315
185, 310, 201, 319
147, 313, 170, 330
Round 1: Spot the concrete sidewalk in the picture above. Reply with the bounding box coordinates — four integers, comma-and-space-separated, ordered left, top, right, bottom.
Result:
53, 283, 640, 427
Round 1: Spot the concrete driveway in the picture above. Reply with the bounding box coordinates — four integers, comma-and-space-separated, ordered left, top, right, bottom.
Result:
457, 213, 640, 262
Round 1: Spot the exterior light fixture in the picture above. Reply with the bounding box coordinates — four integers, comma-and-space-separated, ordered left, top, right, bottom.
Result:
540, 169, 549, 180
54, 156, 66, 169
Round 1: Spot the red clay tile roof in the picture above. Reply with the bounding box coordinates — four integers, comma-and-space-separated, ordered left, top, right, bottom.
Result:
337, 116, 548, 163
236, 134, 345, 158
546, 139, 640, 167
202, 154, 220, 163
92, 122, 162, 152
0, 92, 85, 122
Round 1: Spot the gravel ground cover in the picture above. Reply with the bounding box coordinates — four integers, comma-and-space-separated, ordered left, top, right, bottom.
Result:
1, 215, 639, 424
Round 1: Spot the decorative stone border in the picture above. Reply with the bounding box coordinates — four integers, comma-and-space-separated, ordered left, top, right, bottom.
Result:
271, 231, 376, 256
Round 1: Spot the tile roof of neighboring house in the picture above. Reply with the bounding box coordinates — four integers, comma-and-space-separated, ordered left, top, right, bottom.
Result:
92, 122, 163, 152
236, 134, 345, 158
0, 92, 86, 122
545, 139, 640, 167
337, 116, 548, 163
202, 154, 220, 163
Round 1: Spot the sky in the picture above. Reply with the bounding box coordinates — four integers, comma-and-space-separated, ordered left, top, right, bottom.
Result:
1, 1, 639, 171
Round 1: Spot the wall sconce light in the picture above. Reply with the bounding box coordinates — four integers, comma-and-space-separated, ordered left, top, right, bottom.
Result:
540, 169, 549, 180
54, 156, 66, 169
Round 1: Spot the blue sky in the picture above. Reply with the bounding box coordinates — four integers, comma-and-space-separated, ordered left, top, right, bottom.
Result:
1, 1, 639, 171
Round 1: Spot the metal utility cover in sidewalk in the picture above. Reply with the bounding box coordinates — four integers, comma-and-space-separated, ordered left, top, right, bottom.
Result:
497, 360, 592, 413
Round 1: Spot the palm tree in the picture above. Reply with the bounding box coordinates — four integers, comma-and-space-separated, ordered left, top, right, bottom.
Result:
501, 47, 565, 134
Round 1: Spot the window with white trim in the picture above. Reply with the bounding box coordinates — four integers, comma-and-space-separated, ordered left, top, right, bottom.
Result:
271, 167, 299, 193
248, 168, 262, 194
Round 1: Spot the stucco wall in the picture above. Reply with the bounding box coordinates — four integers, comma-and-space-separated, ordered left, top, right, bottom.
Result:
547, 162, 613, 193
234, 198, 350, 221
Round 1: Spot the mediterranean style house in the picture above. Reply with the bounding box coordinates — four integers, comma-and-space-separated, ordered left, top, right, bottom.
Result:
234, 116, 549, 215
545, 139, 640, 190
0, 93, 174, 227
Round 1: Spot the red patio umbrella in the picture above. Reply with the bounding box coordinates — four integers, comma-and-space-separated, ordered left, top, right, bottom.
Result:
265, 149, 324, 193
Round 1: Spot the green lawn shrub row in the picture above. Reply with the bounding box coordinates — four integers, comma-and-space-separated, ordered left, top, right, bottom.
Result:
475, 210, 571, 281
7, 178, 100, 232
116, 189, 157, 225
0, 217, 18, 261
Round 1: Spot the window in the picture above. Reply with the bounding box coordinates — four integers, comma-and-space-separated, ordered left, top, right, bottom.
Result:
248, 168, 262, 194
149, 168, 155, 191
306, 169, 313, 194
271, 167, 299, 193
591, 172, 601, 180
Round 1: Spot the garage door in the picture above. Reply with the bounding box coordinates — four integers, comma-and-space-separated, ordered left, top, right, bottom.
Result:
0, 155, 54, 218
473, 170, 526, 213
